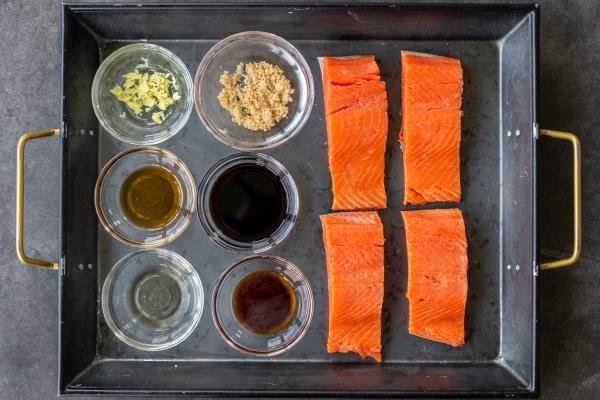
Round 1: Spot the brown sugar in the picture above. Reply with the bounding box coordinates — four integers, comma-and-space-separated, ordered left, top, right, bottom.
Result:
218, 61, 294, 131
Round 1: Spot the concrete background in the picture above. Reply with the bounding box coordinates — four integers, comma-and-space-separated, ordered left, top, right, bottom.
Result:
0, 0, 598, 399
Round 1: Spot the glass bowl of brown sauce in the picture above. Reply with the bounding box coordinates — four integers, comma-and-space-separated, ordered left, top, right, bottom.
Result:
197, 153, 299, 253
95, 147, 195, 247
212, 255, 313, 356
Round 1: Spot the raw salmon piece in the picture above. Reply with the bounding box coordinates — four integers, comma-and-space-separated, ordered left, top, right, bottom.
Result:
400, 51, 463, 205
403, 83, 462, 111
322, 56, 381, 85
324, 79, 387, 116
320, 211, 384, 361
321, 213, 384, 286
328, 284, 384, 359
402, 52, 463, 84
402, 209, 468, 346
322, 56, 388, 210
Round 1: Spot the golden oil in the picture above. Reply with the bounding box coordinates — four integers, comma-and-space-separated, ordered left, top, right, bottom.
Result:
120, 166, 182, 229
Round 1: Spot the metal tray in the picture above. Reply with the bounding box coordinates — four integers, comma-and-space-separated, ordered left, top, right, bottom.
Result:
14, 2, 582, 397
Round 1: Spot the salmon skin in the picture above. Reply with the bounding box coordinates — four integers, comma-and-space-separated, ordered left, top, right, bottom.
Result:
322, 56, 388, 210
320, 211, 384, 361
400, 51, 463, 205
402, 209, 468, 346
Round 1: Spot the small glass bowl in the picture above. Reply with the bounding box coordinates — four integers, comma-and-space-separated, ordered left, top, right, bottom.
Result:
92, 43, 193, 145
212, 256, 313, 356
194, 31, 314, 151
95, 147, 195, 247
102, 249, 204, 351
197, 153, 299, 253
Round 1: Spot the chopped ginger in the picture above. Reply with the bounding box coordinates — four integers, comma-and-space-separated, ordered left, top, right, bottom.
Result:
152, 111, 165, 124
110, 66, 180, 124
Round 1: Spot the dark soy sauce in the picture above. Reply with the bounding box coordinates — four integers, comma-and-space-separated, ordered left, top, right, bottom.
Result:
232, 271, 296, 334
209, 164, 287, 242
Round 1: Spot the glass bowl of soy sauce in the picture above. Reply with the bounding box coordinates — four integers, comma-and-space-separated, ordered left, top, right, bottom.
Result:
212, 255, 313, 356
95, 147, 196, 247
197, 153, 299, 253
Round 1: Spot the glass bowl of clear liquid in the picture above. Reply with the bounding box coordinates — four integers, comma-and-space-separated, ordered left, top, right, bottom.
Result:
101, 248, 204, 351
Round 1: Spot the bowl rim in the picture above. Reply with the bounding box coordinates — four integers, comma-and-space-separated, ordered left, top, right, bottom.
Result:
94, 146, 196, 248
101, 248, 204, 351
211, 255, 314, 356
193, 31, 315, 151
91, 42, 194, 146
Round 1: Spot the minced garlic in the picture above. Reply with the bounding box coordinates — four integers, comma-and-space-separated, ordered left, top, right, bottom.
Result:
218, 61, 294, 131
110, 68, 180, 124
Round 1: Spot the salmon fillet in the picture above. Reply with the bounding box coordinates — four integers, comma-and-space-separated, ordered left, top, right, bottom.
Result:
400, 51, 463, 205
401, 209, 468, 346
322, 56, 388, 210
320, 211, 384, 361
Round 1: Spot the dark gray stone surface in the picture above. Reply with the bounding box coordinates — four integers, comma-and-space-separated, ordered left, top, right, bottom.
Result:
0, 0, 598, 399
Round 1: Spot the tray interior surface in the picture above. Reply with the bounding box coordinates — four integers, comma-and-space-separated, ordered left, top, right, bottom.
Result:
59, 3, 537, 396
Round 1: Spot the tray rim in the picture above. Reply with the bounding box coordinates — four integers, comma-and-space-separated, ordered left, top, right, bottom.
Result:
58, 1, 541, 397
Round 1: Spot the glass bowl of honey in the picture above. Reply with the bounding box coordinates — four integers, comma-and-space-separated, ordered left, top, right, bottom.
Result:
95, 147, 195, 247
102, 248, 204, 351
212, 255, 313, 356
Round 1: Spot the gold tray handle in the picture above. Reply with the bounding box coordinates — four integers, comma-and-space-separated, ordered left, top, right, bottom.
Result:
16, 129, 60, 270
539, 129, 582, 270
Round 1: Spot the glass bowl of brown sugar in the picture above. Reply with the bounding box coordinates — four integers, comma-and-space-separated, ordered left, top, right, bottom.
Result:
194, 31, 314, 151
